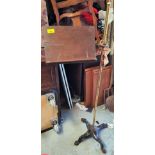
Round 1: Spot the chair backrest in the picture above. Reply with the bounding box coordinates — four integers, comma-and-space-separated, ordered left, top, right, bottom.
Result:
50, 0, 97, 27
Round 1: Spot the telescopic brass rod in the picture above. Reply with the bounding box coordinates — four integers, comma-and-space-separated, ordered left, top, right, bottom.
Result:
92, 0, 111, 126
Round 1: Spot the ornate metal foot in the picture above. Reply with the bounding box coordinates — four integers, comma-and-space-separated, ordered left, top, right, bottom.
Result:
93, 135, 106, 153
74, 131, 91, 145
74, 118, 109, 154
97, 123, 108, 131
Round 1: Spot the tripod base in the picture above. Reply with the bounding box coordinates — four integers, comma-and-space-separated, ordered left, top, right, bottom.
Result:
74, 118, 108, 154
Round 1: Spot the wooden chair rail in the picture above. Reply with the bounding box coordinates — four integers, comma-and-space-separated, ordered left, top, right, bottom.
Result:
56, 0, 87, 9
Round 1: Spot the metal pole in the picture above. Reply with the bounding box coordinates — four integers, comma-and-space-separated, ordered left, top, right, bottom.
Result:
61, 64, 73, 108
59, 64, 72, 109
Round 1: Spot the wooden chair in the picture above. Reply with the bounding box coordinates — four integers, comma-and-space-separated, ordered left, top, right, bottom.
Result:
50, 0, 99, 38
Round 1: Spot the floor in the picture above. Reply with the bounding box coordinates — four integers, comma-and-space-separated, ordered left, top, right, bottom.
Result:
41, 105, 114, 155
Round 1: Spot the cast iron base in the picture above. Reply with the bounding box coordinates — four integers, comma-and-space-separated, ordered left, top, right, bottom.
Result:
74, 118, 108, 154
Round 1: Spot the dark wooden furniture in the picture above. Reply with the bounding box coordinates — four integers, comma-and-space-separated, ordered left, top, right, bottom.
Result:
84, 65, 112, 107
41, 63, 59, 94
41, 0, 48, 47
